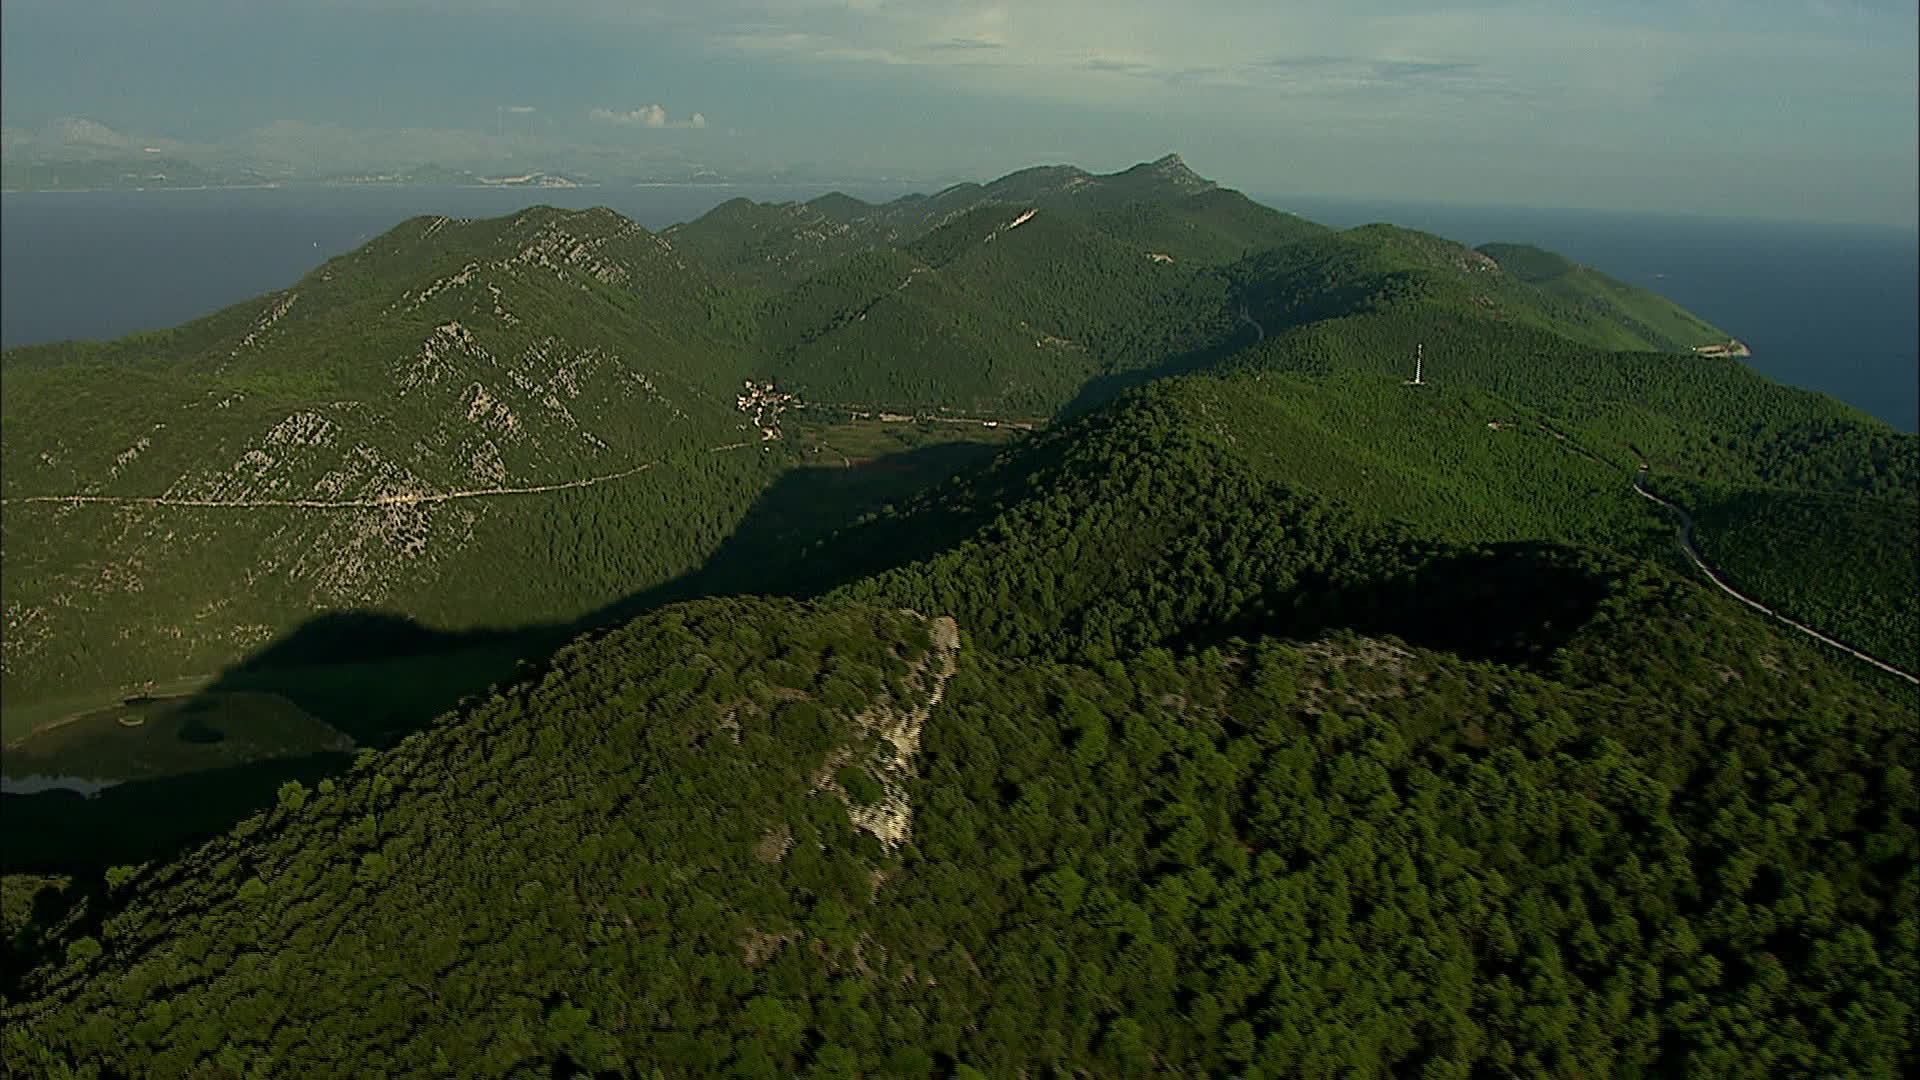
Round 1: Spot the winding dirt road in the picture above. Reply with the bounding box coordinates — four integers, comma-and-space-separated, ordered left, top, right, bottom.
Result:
0, 409, 1035, 513
0, 452, 737, 511
1632, 467, 1918, 686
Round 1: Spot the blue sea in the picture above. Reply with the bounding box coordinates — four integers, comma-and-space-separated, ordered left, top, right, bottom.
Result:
4, 186, 1914, 432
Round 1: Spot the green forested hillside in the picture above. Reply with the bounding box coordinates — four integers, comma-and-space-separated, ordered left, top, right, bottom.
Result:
667, 154, 1316, 291
1231, 225, 1729, 355
6, 591, 1912, 1077
3, 155, 1916, 1079
1078, 188, 1332, 265
1689, 488, 1920, 671
824, 380, 1644, 665
761, 206, 1238, 413
1478, 242, 1731, 351
659, 197, 901, 292
0, 205, 777, 706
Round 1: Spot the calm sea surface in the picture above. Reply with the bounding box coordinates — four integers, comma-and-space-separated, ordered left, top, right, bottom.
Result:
4, 186, 1914, 432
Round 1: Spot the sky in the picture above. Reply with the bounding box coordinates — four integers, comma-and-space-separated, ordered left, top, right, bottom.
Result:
2, 0, 1915, 224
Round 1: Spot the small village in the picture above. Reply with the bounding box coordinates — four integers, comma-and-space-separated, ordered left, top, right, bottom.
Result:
735, 379, 801, 440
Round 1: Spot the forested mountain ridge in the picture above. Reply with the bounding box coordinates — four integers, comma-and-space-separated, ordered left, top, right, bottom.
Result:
2, 204, 757, 499
664, 153, 1327, 289
1228, 225, 1732, 354
6, 590, 1913, 1076
757, 205, 1241, 414
1477, 242, 1732, 352
1, 205, 776, 702
4, 156, 1802, 706
4, 155, 1917, 1078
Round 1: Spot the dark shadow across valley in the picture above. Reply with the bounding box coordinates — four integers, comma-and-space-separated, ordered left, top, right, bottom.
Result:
0, 440, 1004, 880
3, 445, 1620, 885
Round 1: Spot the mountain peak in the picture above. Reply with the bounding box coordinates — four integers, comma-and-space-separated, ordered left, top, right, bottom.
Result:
1110, 153, 1213, 192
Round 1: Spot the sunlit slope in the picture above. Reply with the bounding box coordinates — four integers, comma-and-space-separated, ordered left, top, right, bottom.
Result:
1690, 487, 1920, 671
1, 206, 773, 702
822, 372, 1662, 665
1211, 277, 1916, 667
1477, 242, 1731, 351
1226, 308, 1915, 499
1231, 224, 1729, 355
1214, 225, 1912, 502
666, 153, 1314, 289
1083, 187, 1332, 265
761, 205, 1237, 413
1167, 359, 1910, 670
817, 305, 1913, 675
658, 196, 902, 292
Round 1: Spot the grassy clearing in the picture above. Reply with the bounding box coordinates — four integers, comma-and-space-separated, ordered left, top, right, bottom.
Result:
1, 690, 351, 784
789, 416, 1029, 466
1, 673, 219, 746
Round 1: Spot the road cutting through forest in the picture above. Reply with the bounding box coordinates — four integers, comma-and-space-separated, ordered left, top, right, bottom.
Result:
0, 456, 702, 511
0, 409, 1037, 512
1631, 467, 1919, 686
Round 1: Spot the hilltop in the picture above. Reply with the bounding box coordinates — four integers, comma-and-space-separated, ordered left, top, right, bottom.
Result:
2, 204, 774, 713
6, 588, 1914, 1075
3, 155, 1916, 1078
663, 153, 1325, 290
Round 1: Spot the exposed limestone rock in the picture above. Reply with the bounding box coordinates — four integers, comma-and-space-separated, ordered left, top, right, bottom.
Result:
230, 292, 298, 356
812, 614, 961, 851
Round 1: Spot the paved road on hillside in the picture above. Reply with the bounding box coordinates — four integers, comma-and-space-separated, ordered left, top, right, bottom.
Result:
1631, 467, 1919, 686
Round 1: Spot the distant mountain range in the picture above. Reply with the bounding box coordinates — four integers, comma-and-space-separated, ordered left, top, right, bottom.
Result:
0, 117, 924, 192
3, 154, 1914, 1078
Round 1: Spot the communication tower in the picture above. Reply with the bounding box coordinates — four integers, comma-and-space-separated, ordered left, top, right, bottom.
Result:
1404, 343, 1426, 386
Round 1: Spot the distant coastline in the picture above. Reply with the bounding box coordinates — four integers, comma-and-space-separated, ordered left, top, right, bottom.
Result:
1, 183, 289, 195
0, 178, 912, 195
3, 191, 1911, 431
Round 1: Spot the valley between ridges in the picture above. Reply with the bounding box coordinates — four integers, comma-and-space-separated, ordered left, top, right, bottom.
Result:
0, 403, 1041, 511
10, 398, 1913, 692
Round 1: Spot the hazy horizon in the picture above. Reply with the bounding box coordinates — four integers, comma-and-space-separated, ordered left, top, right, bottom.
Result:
4, 1, 1915, 227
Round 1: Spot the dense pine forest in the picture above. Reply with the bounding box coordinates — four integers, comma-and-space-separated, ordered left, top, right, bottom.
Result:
2, 156, 1915, 1078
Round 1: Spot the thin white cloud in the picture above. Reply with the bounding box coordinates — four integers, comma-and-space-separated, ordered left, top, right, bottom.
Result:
695, 0, 1909, 134
588, 105, 709, 129
592, 104, 668, 127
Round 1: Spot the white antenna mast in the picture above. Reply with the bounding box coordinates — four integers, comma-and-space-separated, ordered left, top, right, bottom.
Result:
1405, 343, 1425, 386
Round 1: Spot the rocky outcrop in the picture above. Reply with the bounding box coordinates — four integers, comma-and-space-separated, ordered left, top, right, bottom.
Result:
814, 613, 961, 851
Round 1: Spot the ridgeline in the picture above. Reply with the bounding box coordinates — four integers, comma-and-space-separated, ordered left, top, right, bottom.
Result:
3, 156, 1915, 1078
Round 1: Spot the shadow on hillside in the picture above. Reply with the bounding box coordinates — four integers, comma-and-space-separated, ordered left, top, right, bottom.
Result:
1220, 543, 1618, 669
591, 440, 1003, 622
1060, 317, 1264, 418
235, 611, 529, 671
0, 441, 1620, 886
1, 752, 353, 877
0, 441, 1002, 880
